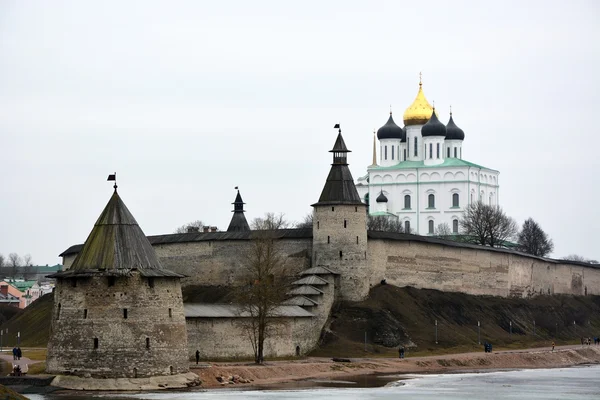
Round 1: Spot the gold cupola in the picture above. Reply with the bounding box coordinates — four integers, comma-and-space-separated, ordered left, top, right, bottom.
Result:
403, 74, 435, 126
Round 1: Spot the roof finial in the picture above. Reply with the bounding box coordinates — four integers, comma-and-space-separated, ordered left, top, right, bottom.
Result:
334, 123, 341, 134
371, 129, 377, 166
419, 71, 422, 87
390, 104, 392, 115
107, 172, 117, 192
449, 105, 453, 116
432, 99, 435, 110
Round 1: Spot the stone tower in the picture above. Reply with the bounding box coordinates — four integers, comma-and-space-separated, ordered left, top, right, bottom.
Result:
312, 127, 368, 301
47, 188, 189, 379
227, 189, 250, 232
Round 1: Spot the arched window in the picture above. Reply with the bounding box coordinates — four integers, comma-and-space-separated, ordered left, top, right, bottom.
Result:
454, 147, 458, 158
429, 143, 433, 159
489, 193, 493, 205
391, 146, 394, 160
437, 143, 440, 158
447, 147, 450, 158
452, 193, 459, 207
414, 137, 418, 157
428, 194, 435, 208
384, 146, 387, 160
428, 220, 434, 234
404, 195, 411, 209
403, 148, 406, 161
453, 219, 459, 233
404, 220, 410, 233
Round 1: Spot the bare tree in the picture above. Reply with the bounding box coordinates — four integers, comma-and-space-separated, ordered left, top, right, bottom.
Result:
7, 253, 21, 280
236, 232, 291, 364
517, 218, 554, 257
251, 212, 289, 230
367, 215, 405, 233
562, 254, 599, 264
460, 201, 518, 247
0, 254, 4, 269
22, 254, 36, 281
435, 223, 452, 238
174, 220, 205, 233
294, 213, 313, 229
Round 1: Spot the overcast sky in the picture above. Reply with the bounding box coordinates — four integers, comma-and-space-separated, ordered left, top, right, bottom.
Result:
1, 0, 599, 265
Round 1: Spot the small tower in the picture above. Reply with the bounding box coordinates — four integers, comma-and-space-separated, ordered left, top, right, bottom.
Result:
403, 74, 434, 161
312, 126, 368, 301
445, 108, 465, 159
422, 108, 447, 166
377, 112, 403, 166
47, 187, 189, 379
375, 190, 389, 213
227, 189, 250, 232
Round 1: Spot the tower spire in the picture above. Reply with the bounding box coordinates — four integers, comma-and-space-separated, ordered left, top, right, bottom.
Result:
371, 129, 377, 166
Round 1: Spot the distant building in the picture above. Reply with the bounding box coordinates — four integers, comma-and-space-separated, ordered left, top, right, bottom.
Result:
356, 77, 499, 236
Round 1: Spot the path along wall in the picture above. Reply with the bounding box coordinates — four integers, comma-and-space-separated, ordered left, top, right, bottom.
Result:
367, 234, 600, 298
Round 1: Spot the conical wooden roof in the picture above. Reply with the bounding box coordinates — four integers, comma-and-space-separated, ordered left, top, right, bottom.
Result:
51, 190, 184, 278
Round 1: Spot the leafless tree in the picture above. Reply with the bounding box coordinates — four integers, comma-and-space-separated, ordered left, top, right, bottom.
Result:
174, 220, 205, 233
7, 253, 21, 280
435, 223, 452, 238
21, 254, 36, 281
460, 201, 518, 247
367, 215, 405, 233
562, 254, 599, 264
294, 213, 313, 229
235, 231, 291, 364
517, 218, 554, 257
251, 212, 289, 230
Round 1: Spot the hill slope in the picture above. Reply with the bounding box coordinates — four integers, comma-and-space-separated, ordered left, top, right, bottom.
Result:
0, 293, 53, 347
312, 284, 600, 357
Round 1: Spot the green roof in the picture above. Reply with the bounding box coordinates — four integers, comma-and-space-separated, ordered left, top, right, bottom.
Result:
9, 280, 37, 290
369, 158, 497, 172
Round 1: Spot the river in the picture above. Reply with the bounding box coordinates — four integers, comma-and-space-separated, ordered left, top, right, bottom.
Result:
26, 364, 600, 400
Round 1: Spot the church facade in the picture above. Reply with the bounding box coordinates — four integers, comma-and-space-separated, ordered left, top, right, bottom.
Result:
356, 78, 499, 236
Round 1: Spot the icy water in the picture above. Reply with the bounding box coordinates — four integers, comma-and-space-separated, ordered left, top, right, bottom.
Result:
27, 364, 600, 400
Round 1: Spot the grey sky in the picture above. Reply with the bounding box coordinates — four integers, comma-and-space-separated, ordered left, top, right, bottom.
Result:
1, 0, 599, 265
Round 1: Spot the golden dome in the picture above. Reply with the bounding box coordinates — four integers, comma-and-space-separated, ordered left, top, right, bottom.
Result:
403, 78, 434, 126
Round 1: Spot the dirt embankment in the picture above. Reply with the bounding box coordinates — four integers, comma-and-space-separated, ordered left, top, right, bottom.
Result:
192, 345, 600, 388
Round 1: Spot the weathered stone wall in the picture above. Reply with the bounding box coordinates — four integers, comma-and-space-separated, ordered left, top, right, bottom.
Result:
186, 273, 337, 359
46, 273, 189, 378
368, 238, 600, 298
312, 205, 368, 300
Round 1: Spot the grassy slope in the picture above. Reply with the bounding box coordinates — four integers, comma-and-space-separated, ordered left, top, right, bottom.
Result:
4, 286, 600, 358
311, 284, 600, 357
0, 293, 53, 347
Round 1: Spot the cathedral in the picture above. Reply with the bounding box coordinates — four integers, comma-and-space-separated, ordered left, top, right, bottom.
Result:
356, 77, 499, 236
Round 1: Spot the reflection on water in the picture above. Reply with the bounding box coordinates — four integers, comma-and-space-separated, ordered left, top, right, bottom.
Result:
25, 364, 600, 400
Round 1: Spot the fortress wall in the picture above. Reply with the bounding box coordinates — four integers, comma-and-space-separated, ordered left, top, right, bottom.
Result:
187, 273, 337, 359
152, 238, 312, 287
369, 238, 600, 298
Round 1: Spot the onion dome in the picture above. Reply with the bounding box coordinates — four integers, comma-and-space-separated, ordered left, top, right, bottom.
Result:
376, 191, 388, 203
401, 126, 407, 143
377, 113, 404, 140
445, 113, 465, 140
403, 78, 435, 126
421, 109, 447, 137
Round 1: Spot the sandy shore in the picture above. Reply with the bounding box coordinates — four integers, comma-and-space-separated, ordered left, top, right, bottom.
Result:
191, 345, 600, 389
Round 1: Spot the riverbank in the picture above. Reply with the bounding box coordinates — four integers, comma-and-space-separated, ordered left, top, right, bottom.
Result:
191, 345, 600, 389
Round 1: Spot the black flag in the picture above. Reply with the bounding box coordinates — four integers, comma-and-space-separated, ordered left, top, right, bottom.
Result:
107, 174, 116, 181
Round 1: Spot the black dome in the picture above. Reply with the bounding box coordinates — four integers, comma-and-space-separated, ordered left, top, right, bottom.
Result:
401, 126, 407, 143
421, 110, 447, 137
377, 114, 404, 140
376, 191, 388, 203
445, 115, 465, 140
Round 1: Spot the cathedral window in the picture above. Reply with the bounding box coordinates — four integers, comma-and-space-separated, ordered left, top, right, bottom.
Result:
414, 137, 418, 157
384, 146, 387, 160
453, 219, 459, 233
452, 193, 459, 207
437, 143, 440, 159
404, 195, 411, 209
454, 147, 458, 158
428, 194, 435, 209
447, 147, 450, 158
404, 220, 410, 233
428, 220, 434, 234
391, 146, 394, 160
94, 338, 99, 349
460, 148, 462, 159
429, 143, 433, 159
